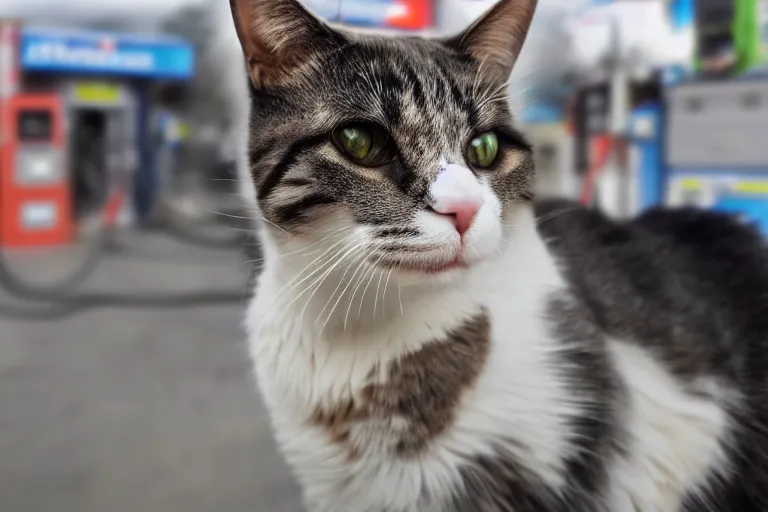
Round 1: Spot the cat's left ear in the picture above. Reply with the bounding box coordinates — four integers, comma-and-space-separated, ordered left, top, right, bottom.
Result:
444, 0, 538, 83
229, 0, 345, 88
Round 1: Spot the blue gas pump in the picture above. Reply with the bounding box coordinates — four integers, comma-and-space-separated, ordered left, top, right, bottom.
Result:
628, 102, 666, 212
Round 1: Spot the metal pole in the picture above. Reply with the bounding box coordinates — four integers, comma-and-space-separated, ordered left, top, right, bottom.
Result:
607, 3, 632, 218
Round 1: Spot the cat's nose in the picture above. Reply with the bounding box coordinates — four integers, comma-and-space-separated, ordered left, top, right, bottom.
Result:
430, 201, 481, 235
429, 164, 485, 235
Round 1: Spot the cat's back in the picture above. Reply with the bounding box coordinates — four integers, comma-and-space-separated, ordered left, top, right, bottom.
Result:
536, 198, 768, 510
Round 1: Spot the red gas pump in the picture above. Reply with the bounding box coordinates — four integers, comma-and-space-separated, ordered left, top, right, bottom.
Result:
0, 93, 72, 248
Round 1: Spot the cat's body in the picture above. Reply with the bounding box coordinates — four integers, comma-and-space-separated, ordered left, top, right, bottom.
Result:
228, 1, 768, 510
248, 200, 768, 512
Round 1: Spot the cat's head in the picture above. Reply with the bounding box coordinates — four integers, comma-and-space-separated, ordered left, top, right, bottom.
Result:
231, 0, 537, 284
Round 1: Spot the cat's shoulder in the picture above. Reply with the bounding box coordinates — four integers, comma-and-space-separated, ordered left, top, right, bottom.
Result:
534, 198, 768, 358
534, 197, 767, 280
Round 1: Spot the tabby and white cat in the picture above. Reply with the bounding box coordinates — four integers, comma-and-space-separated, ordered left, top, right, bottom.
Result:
228, 0, 768, 510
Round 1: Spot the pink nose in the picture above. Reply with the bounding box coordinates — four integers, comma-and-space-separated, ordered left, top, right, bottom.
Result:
431, 200, 481, 235
429, 163, 485, 236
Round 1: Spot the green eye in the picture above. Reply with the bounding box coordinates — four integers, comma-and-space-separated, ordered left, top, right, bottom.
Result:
333, 123, 393, 167
467, 132, 499, 168
337, 126, 371, 159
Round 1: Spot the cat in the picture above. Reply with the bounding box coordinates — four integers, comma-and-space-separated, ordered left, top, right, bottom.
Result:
228, 0, 768, 510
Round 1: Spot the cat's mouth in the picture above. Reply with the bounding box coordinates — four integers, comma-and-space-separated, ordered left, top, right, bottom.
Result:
372, 256, 468, 275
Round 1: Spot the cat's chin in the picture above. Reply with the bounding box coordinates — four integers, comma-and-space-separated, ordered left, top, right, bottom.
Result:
370, 251, 469, 275
391, 260, 469, 275
369, 256, 474, 289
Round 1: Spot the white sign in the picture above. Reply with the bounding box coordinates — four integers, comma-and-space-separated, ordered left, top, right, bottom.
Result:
21, 202, 57, 230
565, 1, 693, 70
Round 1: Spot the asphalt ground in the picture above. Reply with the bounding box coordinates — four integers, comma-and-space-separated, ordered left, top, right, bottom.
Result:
0, 233, 303, 512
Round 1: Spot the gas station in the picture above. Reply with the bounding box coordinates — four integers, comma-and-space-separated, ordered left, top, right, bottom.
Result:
0, 21, 194, 249
2, 3, 768, 511
522, 0, 768, 234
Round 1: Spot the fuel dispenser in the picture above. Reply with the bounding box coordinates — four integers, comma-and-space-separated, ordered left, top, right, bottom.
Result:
665, 78, 768, 234
0, 92, 71, 248
570, 82, 616, 207
627, 102, 666, 214
571, 78, 662, 211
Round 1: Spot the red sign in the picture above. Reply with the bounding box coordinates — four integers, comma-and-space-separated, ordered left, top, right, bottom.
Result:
386, 0, 433, 30
337, 0, 433, 31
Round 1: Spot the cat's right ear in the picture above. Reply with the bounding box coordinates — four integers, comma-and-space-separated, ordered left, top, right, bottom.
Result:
444, 0, 538, 83
229, 0, 345, 88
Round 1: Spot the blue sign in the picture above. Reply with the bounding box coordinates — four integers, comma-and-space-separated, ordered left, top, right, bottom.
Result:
521, 103, 564, 124
19, 27, 194, 80
669, 0, 694, 31
303, 0, 341, 21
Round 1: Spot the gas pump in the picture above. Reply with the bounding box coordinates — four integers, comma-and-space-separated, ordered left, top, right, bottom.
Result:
571, 82, 614, 207
571, 77, 662, 212
627, 102, 665, 214
0, 92, 71, 248
665, 78, 768, 235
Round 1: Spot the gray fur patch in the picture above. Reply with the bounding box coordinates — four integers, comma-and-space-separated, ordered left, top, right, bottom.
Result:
312, 311, 490, 459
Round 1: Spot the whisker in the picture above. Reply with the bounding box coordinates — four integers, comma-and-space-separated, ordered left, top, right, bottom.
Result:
270, 237, 351, 305
210, 210, 252, 221
318, 247, 371, 334
351, 260, 377, 324
358, 255, 384, 321
242, 228, 352, 267
535, 206, 580, 226
331, 249, 373, 332
373, 264, 386, 322
273, 250, 347, 321
257, 217, 288, 234
315, 243, 369, 326
344, 258, 374, 331
276, 224, 356, 259
380, 268, 393, 321
298, 242, 367, 323
297, 257, 344, 325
